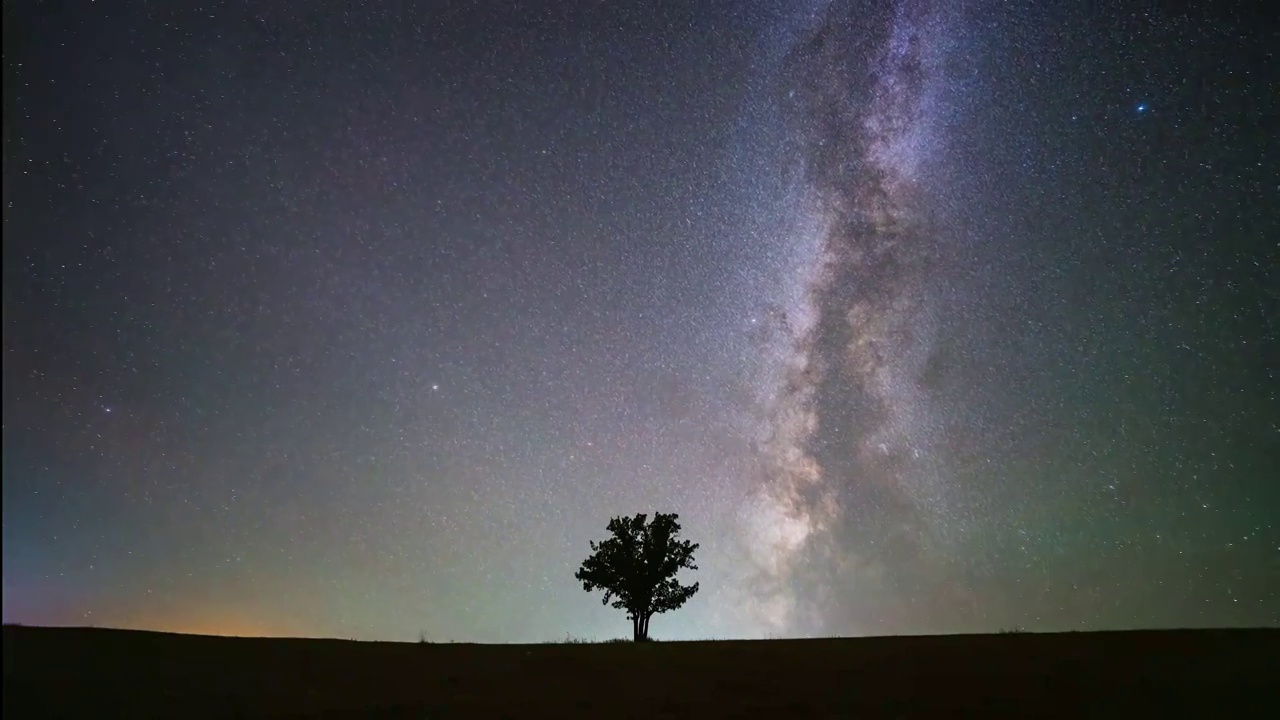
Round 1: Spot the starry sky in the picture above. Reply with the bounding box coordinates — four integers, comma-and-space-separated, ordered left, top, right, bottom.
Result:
3, 1, 1276, 642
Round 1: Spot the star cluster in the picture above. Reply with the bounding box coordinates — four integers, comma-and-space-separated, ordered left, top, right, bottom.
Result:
3, 1, 1276, 642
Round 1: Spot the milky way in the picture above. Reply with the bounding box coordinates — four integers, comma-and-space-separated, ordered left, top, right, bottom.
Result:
742, 0, 978, 636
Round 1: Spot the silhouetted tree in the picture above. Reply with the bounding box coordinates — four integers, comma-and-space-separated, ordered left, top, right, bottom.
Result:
574, 512, 700, 641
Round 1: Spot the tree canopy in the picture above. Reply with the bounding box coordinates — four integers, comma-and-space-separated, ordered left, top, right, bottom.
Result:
574, 512, 700, 641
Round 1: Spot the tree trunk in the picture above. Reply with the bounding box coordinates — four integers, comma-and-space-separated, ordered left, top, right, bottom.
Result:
640, 613, 650, 641
632, 614, 641, 642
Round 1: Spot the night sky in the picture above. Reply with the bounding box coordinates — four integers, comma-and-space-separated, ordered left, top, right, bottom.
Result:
3, 1, 1276, 642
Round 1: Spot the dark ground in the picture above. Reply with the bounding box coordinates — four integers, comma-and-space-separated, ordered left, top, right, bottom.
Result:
2, 624, 1276, 718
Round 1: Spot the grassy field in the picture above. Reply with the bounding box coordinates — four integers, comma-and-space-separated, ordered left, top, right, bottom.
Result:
3, 624, 1275, 718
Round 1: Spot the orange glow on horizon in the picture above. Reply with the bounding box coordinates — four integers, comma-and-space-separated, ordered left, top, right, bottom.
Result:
112, 604, 311, 639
